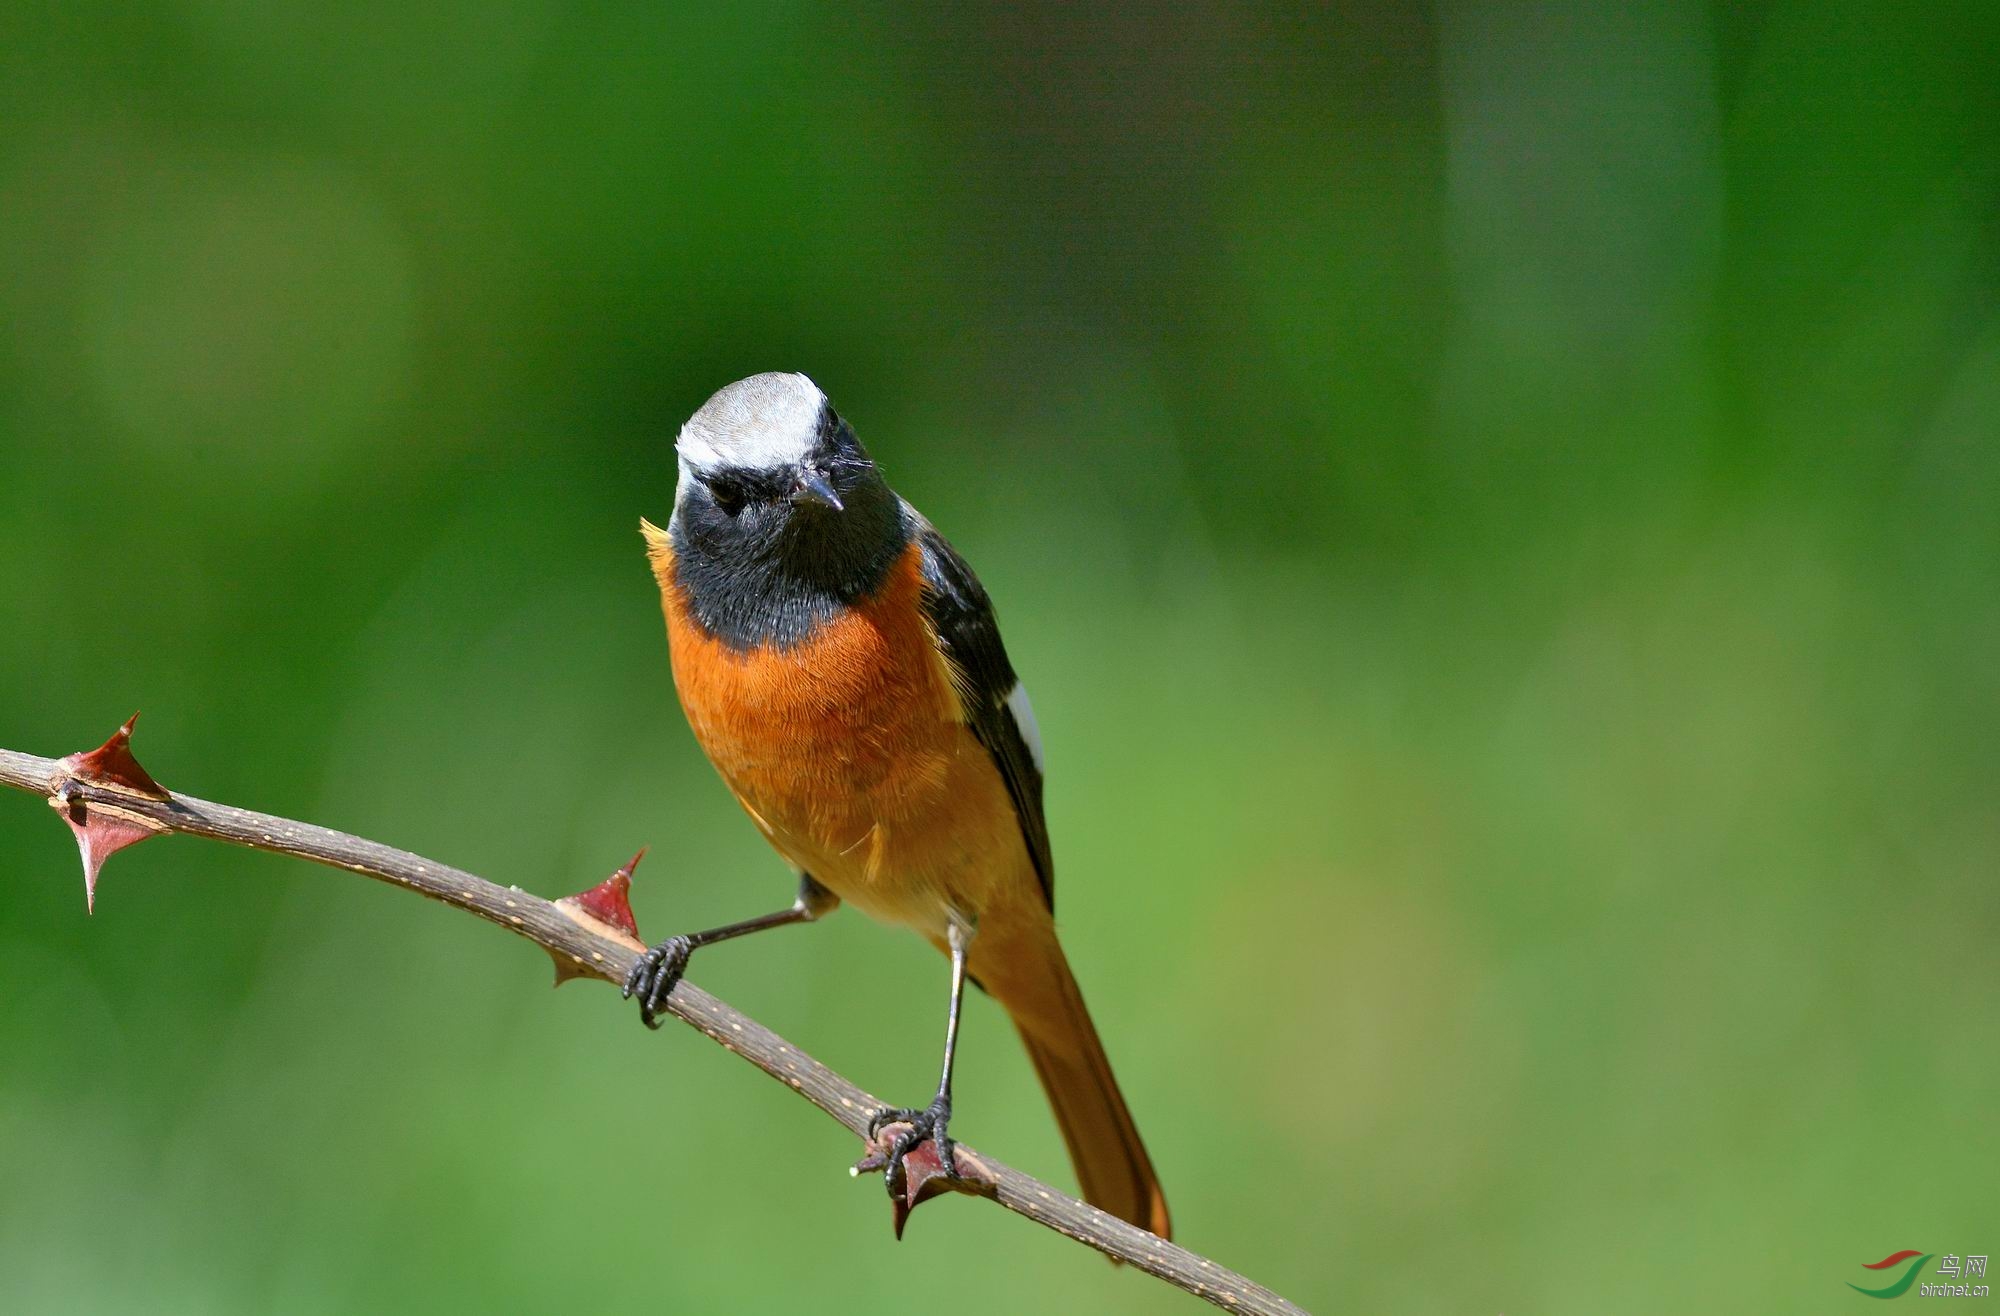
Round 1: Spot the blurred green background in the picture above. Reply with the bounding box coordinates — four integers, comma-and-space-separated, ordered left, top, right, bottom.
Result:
1, 2, 1995, 1312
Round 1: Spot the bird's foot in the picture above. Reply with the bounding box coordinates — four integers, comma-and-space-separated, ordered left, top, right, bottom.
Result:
867, 1093, 956, 1183
852, 1095, 997, 1237
621, 935, 694, 1029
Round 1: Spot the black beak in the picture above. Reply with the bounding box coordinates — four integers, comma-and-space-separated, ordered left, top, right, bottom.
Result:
790, 470, 844, 512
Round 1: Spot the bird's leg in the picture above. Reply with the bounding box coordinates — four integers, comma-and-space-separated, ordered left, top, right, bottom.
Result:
868, 914, 975, 1180
622, 874, 837, 1029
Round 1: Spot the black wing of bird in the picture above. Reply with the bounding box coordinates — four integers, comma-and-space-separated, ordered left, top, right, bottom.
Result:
907, 508, 1055, 909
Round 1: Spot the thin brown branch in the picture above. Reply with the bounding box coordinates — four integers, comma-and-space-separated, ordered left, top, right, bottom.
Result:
0, 740, 1308, 1316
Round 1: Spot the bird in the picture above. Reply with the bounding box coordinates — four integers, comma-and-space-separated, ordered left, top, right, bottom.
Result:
623, 372, 1170, 1240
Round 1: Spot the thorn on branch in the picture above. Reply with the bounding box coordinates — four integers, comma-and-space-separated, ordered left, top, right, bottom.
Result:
852, 1121, 998, 1239
549, 848, 647, 985
54, 713, 170, 799
48, 713, 171, 912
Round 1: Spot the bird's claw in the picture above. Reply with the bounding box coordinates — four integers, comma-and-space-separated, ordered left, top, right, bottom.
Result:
621, 935, 694, 1029
868, 1094, 957, 1184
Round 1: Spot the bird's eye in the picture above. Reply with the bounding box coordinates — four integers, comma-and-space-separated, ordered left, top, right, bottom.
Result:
706, 473, 747, 516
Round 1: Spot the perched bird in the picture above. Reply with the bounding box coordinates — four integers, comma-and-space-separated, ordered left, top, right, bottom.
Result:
625, 372, 1170, 1239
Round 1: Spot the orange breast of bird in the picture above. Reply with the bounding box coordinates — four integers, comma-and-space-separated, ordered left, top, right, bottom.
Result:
643, 522, 1031, 937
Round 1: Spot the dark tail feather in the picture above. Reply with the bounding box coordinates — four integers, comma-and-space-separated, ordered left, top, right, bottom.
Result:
1011, 946, 1171, 1241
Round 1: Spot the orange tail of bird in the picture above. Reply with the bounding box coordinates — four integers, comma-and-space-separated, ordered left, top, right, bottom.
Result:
978, 917, 1171, 1241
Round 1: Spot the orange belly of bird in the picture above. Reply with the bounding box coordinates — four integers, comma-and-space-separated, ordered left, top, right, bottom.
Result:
647, 531, 1032, 939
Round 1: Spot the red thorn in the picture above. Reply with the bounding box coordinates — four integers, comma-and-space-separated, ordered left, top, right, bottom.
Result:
890, 1140, 955, 1239
70, 811, 164, 912
49, 716, 172, 911
569, 850, 643, 940
55, 713, 169, 800
50, 785, 168, 913
547, 850, 649, 984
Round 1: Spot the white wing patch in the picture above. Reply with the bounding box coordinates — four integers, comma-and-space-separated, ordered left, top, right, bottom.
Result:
1005, 681, 1045, 774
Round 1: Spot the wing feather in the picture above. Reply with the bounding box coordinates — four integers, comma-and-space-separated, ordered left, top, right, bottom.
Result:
909, 509, 1055, 908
